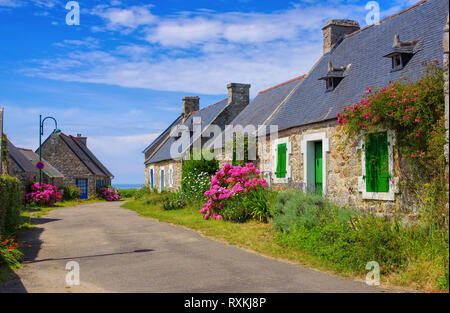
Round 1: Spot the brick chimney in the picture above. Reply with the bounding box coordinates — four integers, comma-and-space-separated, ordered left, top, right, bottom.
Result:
322, 19, 360, 54
227, 83, 251, 118
76, 134, 87, 146
182, 96, 200, 117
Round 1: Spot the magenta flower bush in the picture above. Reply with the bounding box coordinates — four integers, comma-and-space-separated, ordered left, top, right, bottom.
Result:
26, 183, 62, 207
201, 163, 268, 220
98, 187, 120, 201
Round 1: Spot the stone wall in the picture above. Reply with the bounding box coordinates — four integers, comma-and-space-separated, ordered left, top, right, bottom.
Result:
258, 120, 416, 218
40, 134, 108, 197
145, 159, 182, 192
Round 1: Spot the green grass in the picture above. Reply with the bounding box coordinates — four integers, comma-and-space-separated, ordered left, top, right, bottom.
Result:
122, 193, 449, 293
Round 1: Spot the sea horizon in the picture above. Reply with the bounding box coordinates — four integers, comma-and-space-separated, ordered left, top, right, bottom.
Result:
112, 183, 144, 190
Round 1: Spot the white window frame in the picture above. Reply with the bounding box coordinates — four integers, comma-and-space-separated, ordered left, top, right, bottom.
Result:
271, 137, 292, 184
357, 130, 398, 201
169, 164, 174, 187
149, 166, 154, 189
300, 132, 330, 195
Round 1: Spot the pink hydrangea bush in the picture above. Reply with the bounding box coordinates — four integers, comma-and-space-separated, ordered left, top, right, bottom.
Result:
201, 163, 268, 220
98, 187, 120, 201
26, 183, 62, 207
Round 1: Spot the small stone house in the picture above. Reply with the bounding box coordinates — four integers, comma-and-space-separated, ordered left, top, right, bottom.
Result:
144, 83, 251, 192
40, 133, 114, 199
17, 148, 64, 188
6, 139, 39, 193
244, 0, 448, 216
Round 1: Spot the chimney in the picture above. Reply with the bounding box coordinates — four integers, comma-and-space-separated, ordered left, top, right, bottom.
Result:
322, 19, 360, 54
182, 96, 200, 117
227, 83, 251, 118
76, 134, 87, 146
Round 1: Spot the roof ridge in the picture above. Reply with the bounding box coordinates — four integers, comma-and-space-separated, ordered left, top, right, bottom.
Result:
345, 0, 428, 39
258, 75, 306, 95
189, 97, 228, 115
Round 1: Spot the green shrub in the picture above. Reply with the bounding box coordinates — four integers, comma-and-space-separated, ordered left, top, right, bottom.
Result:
0, 175, 22, 235
62, 185, 81, 201
117, 189, 137, 199
133, 187, 151, 200
162, 193, 187, 211
221, 195, 252, 223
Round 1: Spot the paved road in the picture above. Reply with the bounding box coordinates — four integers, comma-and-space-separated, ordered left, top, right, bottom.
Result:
1, 202, 385, 293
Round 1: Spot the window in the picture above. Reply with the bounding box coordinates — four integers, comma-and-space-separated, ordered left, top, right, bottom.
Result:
325, 77, 343, 91
169, 166, 173, 186
390, 53, 413, 71
150, 168, 154, 189
276, 143, 287, 178
365, 132, 389, 193
96, 179, 106, 188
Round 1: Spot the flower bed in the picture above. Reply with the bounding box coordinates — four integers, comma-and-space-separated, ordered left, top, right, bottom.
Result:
201, 163, 269, 221
25, 183, 62, 207
98, 187, 120, 201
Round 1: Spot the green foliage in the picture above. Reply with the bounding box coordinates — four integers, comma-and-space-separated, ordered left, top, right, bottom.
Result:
117, 189, 137, 199
181, 157, 219, 201
0, 175, 22, 235
271, 189, 449, 289
162, 192, 187, 211
133, 187, 151, 200
1, 134, 7, 163
220, 187, 274, 223
62, 185, 81, 201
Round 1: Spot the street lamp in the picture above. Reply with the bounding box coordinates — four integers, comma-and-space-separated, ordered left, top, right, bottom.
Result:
39, 115, 61, 185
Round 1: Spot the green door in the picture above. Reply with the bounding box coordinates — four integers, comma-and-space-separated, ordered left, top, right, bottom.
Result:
315, 141, 323, 195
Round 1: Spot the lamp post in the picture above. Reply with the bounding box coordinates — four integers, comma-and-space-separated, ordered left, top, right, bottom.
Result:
39, 115, 61, 185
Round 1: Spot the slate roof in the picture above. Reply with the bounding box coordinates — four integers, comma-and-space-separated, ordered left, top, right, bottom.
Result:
58, 133, 114, 178
268, 0, 448, 131
7, 139, 39, 174
146, 98, 228, 164
231, 75, 305, 127
143, 115, 183, 160
18, 148, 64, 178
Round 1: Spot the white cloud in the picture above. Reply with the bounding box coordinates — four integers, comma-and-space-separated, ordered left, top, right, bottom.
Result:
91, 4, 156, 31
0, 0, 21, 7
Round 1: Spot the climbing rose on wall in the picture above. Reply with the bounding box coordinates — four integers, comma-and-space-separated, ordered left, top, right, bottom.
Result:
26, 183, 62, 207
201, 163, 268, 220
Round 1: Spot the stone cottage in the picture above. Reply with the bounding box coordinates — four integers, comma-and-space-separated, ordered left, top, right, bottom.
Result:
6, 139, 39, 193
144, 83, 251, 192
40, 133, 114, 199
17, 148, 64, 188
247, 0, 449, 216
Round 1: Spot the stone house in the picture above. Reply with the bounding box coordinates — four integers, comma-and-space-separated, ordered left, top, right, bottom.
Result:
17, 148, 64, 188
6, 139, 39, 194
143, 83, 251, 192
236, 0, 448, 216
40, 132, 114, 199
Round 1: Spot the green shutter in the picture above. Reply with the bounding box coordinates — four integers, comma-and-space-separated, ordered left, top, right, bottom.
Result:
315, 142, 323, 194
276, 143, 287, 178
365, 132, 389, 193
377, 132, 390, 192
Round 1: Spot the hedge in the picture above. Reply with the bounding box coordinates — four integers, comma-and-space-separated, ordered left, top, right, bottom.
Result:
0, 175, 22, 235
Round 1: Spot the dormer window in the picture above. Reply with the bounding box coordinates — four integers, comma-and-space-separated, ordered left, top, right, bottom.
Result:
326, 78, 339, 91
384, 34, 420, 71
392, 54, 402, 71
319, 61, 350, 92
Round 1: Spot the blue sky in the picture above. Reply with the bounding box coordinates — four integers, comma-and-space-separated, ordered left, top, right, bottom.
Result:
0, 0, 417, 184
